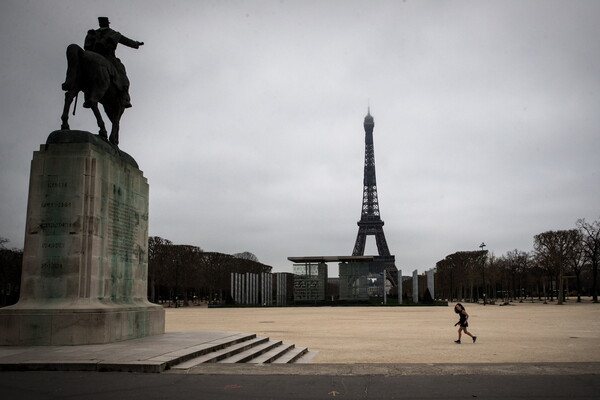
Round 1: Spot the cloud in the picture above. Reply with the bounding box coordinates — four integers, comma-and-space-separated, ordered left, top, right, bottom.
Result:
1, 0, 599, 273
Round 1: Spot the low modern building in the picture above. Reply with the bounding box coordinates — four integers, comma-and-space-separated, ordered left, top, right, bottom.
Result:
288, 256, 398, 302
292, 262, 328, 302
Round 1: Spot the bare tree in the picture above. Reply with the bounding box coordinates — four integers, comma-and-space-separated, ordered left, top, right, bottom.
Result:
485, 253, 502, 301
502, 250, 531, 301
528, 257, 546, 301
568, 236, 586, 302
577, 218, 600, 302
147, 236, 173, 303
534, 230, 581, 305
435, 251, 486, 302
148, 238, 273, 306
435, 258, 452, 301
171, 244, 204, 306
0, 238, 23, 306
200, 252, 235, 302
233, 251, 259, 262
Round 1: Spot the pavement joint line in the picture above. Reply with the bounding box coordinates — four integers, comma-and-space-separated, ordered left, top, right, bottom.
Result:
171, 362, 600, 376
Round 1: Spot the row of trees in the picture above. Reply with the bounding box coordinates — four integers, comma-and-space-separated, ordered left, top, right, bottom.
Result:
434, 218, 600, 304
0, 235, 271, 307
3, 216, 598, 306
148, 236, 272, 305
0, 238, 23, 306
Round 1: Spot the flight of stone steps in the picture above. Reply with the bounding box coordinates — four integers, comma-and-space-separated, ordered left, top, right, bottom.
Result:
170, 333, 314, 370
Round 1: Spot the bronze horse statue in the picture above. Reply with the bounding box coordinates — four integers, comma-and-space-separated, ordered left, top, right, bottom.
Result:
60, 43, 125, 146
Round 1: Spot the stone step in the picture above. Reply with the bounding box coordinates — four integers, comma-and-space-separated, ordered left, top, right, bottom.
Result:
271, 346, 309, 364
218, 339, 283, 363
170, 336, 268, 368
293, 349, 319, 364
247, 342, 295, 364
156, 332, 257, 368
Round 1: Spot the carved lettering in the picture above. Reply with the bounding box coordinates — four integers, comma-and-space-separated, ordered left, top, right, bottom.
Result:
108, 200, 139, 261
41, 201, 72, 208
42, 242, 65, 249
47, 182, 68, 189
41, 261, 63, 276
40, 222, 73, 229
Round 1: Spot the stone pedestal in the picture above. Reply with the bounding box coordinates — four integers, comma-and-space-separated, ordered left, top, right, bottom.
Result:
0, 131, 165, 345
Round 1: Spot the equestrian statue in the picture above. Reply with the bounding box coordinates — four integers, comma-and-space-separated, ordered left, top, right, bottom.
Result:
61, 17, 143, 146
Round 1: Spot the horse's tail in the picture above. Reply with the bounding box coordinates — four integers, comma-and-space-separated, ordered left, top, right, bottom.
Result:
62, 44, 83, 92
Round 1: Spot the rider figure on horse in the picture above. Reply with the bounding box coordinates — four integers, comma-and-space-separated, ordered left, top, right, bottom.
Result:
62, 17, 143, 109
83, 17, 144, 108
60, 17, 144, 146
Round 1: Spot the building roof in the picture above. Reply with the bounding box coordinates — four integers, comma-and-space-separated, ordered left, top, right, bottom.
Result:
287, 256, 376, 263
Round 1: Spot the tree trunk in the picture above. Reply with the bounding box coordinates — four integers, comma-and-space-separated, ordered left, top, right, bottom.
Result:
149, 278, 156, 303
512, 273, 517, 301
557, 271, 564, 305
183, 288, 189, 307
593, 262, 598, 303
575, 272, 581, 302
470, 284, 474, 302
542, 279, 547, 302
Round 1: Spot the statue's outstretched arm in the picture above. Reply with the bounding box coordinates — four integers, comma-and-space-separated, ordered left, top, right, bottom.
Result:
119, 34, 144, 49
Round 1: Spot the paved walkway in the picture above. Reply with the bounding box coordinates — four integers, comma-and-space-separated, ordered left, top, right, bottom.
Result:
0, 300, 598, 374
165, 300, 600, 364
2, 301, 599, 399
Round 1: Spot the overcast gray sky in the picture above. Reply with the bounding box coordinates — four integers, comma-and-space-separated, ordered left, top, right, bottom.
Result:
1, 0, 599, 275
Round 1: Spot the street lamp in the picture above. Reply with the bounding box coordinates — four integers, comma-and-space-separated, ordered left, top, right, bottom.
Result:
480, 242, 486, 305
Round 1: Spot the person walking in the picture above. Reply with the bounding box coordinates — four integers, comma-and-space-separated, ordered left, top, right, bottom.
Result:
454, 303, 477, 344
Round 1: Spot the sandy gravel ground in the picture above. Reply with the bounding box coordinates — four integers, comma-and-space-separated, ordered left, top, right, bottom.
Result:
165, 300, 600, 364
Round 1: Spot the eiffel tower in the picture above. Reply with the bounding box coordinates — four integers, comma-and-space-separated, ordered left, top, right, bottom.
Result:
352, 109, 397, 280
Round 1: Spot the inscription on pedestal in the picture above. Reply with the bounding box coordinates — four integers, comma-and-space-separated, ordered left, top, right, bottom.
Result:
41, 201, 72, 208
35, 177, 75, 254
39, 221, 74, 233
40, 257, 63, 277
108, 199, 138, 261
42, 242, 65, 249
38, 175, 76, 236
47, 182, 68, 189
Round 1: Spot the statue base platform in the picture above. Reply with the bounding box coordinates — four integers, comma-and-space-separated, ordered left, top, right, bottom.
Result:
0, 130, 164, 345
0, 303, 164, 346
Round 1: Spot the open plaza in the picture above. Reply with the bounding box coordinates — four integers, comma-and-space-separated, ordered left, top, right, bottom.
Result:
166, 300, 600, 364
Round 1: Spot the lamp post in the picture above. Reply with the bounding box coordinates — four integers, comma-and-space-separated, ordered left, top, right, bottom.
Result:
480, 242, 486, 305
